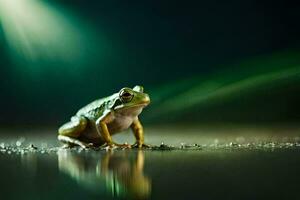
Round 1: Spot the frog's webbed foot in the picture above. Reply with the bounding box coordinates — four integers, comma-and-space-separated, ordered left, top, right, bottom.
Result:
61, 143, 75, 149
74, 142, 94, 149
100, 142, 131, 150
114, 142, 131, 149
132, 142, 151, 149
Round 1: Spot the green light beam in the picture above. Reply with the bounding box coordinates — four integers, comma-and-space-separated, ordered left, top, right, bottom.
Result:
150, 65, 300, 115
0, 0, 107, 74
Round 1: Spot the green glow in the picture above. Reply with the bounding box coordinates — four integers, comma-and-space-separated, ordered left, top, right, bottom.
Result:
0, 0, 106, 74
148, 62, 300, 117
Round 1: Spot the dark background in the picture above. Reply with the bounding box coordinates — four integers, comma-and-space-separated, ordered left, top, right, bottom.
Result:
0, 0, 300, 126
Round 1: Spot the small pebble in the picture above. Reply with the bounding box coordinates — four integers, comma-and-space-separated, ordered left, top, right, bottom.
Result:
229, 142, 239, 147
28, 144, 38, 150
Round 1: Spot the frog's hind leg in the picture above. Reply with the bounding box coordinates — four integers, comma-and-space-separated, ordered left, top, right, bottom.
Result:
58, 135, 91, 148
58, 116, 87, 137
58, 116, 89, 148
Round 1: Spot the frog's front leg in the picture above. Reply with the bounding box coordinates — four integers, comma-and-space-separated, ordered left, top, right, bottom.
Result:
130, 118, 150, 148
95, 116, 131, 149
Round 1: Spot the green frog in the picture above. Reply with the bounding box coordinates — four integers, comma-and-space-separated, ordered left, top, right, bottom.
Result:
58, 85, 150, 149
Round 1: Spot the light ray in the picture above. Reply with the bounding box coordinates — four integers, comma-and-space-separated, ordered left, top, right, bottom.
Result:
0, 0, 106, 74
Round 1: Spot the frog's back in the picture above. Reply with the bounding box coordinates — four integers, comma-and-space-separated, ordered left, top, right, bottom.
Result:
76, 98, 106, 118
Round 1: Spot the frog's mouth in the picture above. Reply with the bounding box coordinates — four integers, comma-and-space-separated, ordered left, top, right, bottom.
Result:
138, 97, 151, 106
115, 96, 150, 110
115, 101, 150, 110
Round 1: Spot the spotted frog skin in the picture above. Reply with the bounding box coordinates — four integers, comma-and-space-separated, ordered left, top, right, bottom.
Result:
58, 86, 150, 149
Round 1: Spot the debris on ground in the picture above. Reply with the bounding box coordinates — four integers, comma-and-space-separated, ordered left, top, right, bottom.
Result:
0, 140, 300, 155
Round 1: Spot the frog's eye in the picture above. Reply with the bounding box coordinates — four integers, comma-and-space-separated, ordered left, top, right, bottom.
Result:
120, 90, 133, 103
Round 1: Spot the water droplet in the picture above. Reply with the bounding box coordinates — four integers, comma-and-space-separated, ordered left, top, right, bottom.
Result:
16, 141, 22, 147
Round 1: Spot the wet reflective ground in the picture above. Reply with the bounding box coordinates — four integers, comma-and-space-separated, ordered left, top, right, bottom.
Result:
1, 125, 300, 200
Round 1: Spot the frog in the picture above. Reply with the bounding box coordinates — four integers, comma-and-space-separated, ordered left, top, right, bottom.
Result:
58, 85, 150, 149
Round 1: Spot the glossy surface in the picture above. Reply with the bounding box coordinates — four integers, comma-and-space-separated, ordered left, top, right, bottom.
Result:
1, 126, 300, 199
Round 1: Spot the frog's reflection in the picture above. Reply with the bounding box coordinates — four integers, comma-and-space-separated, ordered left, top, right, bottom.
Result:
58, 150, 151, 199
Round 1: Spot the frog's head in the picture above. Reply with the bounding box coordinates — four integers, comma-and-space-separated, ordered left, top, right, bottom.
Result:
112, 85, 150, 111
